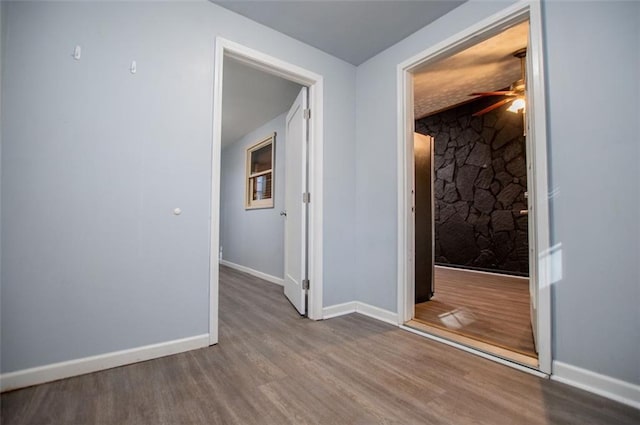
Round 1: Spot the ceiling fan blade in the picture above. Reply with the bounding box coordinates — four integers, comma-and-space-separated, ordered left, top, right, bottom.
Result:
472, 98, 515, 117
470, 91, 515, 96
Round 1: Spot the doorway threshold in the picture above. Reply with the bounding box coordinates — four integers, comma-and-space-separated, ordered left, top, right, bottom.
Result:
403, 319, 543, 375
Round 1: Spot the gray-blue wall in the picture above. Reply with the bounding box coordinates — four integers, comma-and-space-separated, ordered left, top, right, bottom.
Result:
355, 0, 639, 386
0, 5, 4, 364
220, 113, 286, 279
542, 0, 639, 384
0, 1, 357, 373
0, 2, 5, 328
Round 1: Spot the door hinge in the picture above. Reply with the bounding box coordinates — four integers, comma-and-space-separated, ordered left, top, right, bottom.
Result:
303, 108, 311, 120
302, 192, 311, 203
302, 279, 310, 290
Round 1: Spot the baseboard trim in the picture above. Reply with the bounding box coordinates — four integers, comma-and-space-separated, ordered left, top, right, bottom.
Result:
322, 302, 357, 319
219, 259, 284, 286
0, 334, 209, 393
551, 361, 640, 410
355, 302, 399, 325
435, 265, 529, 281
323, 301, 398, 325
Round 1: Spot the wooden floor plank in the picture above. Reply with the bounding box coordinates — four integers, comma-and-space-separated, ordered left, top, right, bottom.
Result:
415, 266, 537, 357
2, 265, 638, 424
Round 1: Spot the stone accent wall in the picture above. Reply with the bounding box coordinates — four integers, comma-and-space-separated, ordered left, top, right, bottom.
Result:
415, 96, 529, 276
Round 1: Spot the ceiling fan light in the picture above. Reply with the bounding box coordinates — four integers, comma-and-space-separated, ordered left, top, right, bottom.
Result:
507, 97, 526, 113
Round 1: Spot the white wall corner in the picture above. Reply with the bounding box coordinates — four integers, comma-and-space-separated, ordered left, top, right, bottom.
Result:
219, 259, 284, 286
551, 361, 640, 410
0, 334, 210, 393
322, 302, 357, 319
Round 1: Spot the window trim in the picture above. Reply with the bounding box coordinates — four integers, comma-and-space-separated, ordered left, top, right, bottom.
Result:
245, 133, 275, 209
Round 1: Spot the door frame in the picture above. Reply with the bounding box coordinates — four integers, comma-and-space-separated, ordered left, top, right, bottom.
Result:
395, 1, 552, 374
209, 38, 324, 345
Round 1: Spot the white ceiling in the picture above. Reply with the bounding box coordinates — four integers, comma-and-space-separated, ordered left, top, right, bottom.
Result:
212, 1, 466, 65
222, 57, 302, 147
413, 21, 529, 119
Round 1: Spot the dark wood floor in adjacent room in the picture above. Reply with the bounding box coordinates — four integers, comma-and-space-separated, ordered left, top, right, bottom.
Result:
2, 266, 638, 425
414, 266, 536, 358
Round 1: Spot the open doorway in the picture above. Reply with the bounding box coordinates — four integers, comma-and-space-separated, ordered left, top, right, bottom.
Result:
397, 3, 551, 375
209, 39, 325, 345
218, 58, 300, 273
218, 56, 304, 314
409, 21, 536, 366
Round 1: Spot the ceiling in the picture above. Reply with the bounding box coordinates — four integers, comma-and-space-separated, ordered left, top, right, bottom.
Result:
413, 21, 529, 119
212, 1, 466, 65
222, 57, 302, 147
219, 5, 527, 142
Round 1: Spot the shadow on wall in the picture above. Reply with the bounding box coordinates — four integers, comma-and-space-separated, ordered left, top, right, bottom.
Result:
416, 95, 529, 276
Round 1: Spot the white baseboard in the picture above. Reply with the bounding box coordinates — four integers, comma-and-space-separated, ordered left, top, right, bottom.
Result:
219, 259, 284, 286
0, 334, 209, 393
435, 265, 528, 281
551, 361, 640, 410
355, 302, 399, 325
323, 301, 398, 325
322, 302, 357, 319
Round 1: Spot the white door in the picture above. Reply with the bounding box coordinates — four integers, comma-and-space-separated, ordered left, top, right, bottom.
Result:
283, 87, 308, 315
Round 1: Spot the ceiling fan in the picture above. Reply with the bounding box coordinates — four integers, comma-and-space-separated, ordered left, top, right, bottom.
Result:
470, 48, 527, 117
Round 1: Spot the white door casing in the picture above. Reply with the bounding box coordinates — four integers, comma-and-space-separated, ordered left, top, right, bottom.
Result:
284, 87, 309, 315
210, 38, 324, 347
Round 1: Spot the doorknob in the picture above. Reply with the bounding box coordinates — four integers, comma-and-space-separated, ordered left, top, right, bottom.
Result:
280, 211, 287, 217
519, 209, 529, 215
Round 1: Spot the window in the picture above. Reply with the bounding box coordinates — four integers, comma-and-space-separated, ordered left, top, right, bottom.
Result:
246, 134, 275, 209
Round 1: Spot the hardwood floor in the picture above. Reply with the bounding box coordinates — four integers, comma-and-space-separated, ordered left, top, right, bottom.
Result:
415, 266, 536, 359
2, 265, 638, 424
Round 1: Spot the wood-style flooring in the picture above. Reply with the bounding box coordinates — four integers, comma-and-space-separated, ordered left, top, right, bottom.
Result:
2, 266, 638, 424
414, 266, 536, 358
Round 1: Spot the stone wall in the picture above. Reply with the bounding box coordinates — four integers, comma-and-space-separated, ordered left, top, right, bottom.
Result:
415, 96, 529, 275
